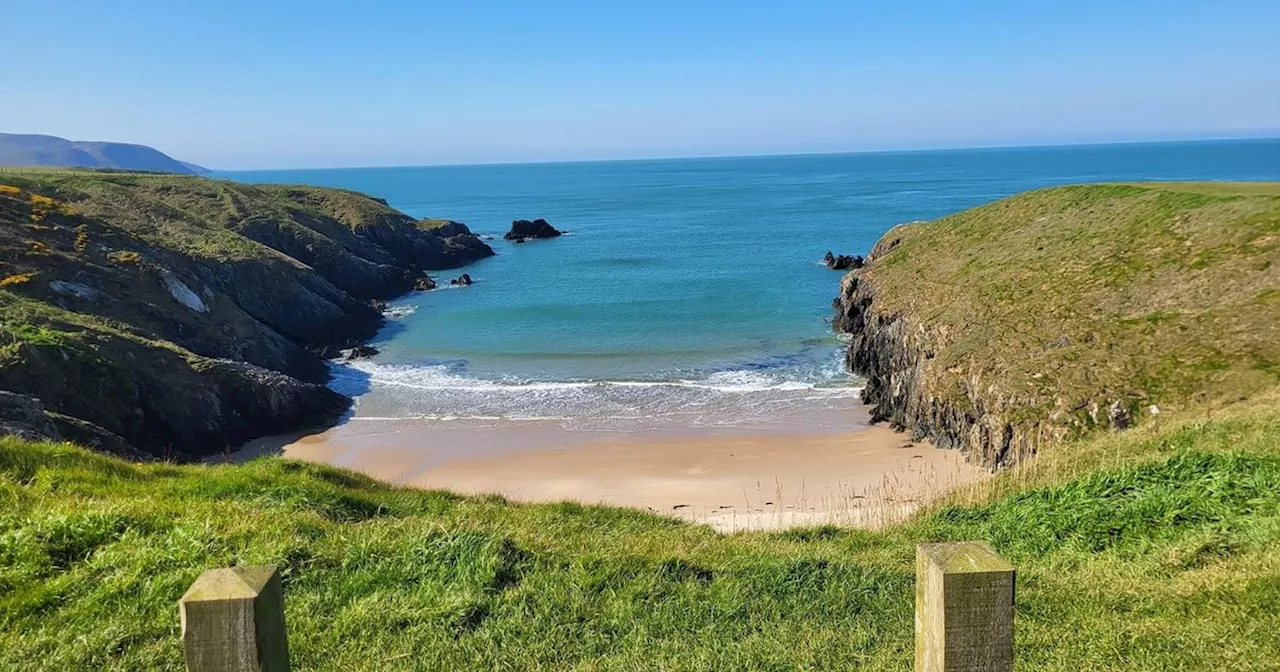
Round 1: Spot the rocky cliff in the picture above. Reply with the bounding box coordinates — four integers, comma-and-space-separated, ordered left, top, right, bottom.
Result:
833, 183, 1280, 468
0, 169, 494, 459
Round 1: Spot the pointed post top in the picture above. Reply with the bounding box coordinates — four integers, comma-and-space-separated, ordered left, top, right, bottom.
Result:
181, 566, 280, 602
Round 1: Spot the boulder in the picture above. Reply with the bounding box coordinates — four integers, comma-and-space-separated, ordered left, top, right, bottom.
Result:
414, 275, 436, 291
504, 218, 562, 242
449, 273, 473, 286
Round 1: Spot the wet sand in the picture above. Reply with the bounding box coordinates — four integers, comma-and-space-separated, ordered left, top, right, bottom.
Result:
240, 419, 985, 532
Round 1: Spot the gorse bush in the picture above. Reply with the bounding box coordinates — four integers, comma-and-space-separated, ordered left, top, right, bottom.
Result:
0, 272, 34, 287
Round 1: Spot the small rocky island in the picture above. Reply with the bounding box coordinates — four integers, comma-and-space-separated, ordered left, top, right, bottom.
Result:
505, 218, 562, 242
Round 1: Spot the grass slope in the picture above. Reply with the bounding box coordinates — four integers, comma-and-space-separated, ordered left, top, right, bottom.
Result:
840, 182, 1280, 463
2, 394, 1278, 671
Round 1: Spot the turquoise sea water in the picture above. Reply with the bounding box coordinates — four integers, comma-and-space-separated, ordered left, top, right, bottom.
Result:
220, 139, 1280, 433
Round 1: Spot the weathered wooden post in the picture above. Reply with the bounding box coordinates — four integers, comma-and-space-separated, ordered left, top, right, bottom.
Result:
179, 565, 290, 672
916, 542, 1015, 672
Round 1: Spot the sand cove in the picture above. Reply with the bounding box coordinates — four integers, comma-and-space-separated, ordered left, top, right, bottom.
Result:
236, 417, 985, 532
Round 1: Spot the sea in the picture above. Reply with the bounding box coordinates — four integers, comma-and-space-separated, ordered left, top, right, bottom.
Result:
218, 139, 1280, 438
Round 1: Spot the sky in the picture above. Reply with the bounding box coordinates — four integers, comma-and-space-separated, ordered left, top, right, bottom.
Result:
3, 0, 1278, 169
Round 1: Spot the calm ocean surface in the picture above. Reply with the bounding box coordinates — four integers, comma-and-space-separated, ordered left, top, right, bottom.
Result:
220, 139, 1280, 434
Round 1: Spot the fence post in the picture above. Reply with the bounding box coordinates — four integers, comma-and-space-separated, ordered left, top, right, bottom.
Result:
916, 541, 1015, 672
179, 565, 290, 672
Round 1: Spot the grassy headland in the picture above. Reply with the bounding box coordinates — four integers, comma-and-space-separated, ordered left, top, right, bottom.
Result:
0, 169, 493, 459
834, 182, 1280, 466
1, 181, 1277, 670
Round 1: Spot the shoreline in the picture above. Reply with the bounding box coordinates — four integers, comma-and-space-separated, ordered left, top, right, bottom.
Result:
232, 418, 985, 532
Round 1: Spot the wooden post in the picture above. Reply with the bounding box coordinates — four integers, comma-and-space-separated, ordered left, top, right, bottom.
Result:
179, 565, 290, 672
916, 541, 1015, 672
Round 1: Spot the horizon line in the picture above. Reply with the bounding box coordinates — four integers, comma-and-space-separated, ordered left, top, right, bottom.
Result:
211, 133, 1280, 174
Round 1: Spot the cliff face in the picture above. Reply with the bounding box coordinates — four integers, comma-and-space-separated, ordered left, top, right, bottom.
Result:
833, 245, 1055, 468
834, 183, 1280, 469
0, 170, 495, 459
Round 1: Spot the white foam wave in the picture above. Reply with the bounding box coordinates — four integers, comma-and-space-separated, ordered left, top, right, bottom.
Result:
382, 305, 417, 318
327, 353, 864, 432
347, 414, 570, 422
337, 360, 860, 395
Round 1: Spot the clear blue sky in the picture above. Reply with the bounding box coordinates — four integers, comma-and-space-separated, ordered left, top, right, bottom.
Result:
4, 0, 1278, 169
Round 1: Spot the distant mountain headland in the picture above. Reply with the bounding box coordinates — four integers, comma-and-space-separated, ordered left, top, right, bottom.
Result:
0, 133, 208, 174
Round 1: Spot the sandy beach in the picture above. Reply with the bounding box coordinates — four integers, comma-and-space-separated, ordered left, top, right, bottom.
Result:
240, 419, 985, 532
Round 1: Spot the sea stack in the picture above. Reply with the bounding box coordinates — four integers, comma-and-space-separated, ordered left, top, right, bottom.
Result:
505, 218, 562, 242
823, 250, 863, 270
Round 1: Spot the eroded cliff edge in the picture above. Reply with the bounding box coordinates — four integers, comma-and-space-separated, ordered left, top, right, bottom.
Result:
833, 183, 1280, 469
0, 169, 494, 459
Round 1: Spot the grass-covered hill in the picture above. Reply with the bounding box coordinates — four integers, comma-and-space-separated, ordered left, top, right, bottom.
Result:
835, 182, 1280, 467
0, 133, 200, 175
0, 169, 493, 459
1, 395, 1277, 670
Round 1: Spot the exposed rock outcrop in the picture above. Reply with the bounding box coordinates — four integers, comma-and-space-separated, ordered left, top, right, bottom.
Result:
504, 218, 562, 242
450, 273, 473, 286
1, 389, 147, 460
0, 389, 58, 443
823, 251, 863, 270
343, 345, 379, 360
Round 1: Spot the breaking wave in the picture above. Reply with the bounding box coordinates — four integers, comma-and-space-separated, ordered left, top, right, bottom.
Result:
328, 354, 863, 432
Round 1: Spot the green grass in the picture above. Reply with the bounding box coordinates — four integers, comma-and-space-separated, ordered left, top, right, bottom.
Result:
0, 168, 400, 263
858, 182, 1280, 443
2, 396, 1278, 670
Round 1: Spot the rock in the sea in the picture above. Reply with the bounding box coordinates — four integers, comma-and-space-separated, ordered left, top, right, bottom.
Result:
824, 250, 864, 270
504, 218, 562, 242
343, 345, 379, 360
414, 275, 436, 291
449, 273, 473, 286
